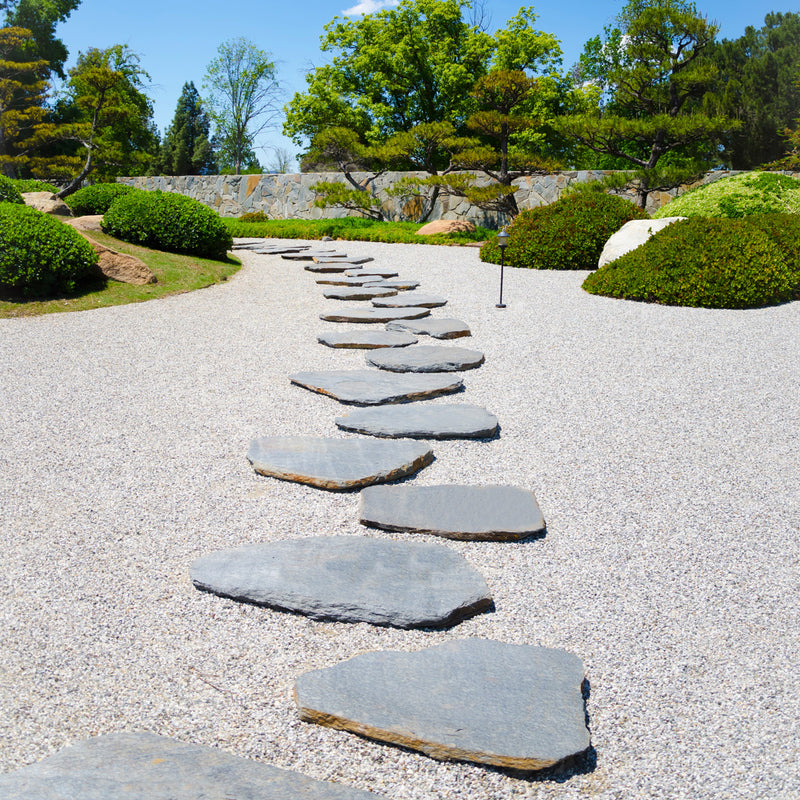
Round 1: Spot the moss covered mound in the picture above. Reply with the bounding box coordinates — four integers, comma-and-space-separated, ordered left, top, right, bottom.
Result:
653, 172, 800, 219
481, 193, 647, 270
65, 183, 139, 216
582, 217, 795, 309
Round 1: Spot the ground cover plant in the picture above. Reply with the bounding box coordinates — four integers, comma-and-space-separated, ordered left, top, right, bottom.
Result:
0, 176, 24, 204
653, 172, 800, 218
102, 190, 232, 259
12, 179, 60, 193
224, 216, 493, 246
480, 192, 647, 269
64, 183, 139, 215
582, 216, 795, 308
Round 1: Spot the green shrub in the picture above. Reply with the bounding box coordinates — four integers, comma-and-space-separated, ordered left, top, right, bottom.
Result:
13, 179, 60, 193
0, 175, 24, 204
102, 190, 233, 259
745, 212, 800, 299
582, 217, 794, 309
64, 183, 139, 216
480, 193, 647, 270
653, 172, 800, 219
238, 210, 270, 222
0, 203, 99, 297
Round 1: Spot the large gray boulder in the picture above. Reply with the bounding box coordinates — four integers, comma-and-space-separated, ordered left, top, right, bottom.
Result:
22, 191, 71, 217
597, 217, 686, 267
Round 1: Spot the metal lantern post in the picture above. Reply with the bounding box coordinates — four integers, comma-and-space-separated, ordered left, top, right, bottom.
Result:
496, 227, 509, 308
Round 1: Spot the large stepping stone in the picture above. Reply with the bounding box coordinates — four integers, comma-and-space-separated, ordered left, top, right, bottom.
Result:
320, 307, 431, 323
318, 330, 418, 349
359, 484, 546, 540
254, 245, 310, 254
314, 256, 374, 265
0, 732, 380, 799
335, 404, 498, 439
191, 536, 492, 629
365, 277, 421, 290
305, 263, 354, 273
323, 286, 398, 301
346, 268, 398, 278
295, 639, 590, 770
283, 250, 345, 261
316, 275, 379, 286
247, 436, 433, 490
290, 369, 463, 405
366, 344, 484, 373
373, 292, 447, 308
387, 317, 471, 339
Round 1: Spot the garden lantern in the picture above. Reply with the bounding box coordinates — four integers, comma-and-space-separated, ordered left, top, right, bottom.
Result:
496, 227, 509, 308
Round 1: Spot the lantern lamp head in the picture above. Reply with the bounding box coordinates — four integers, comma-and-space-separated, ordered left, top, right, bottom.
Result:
497, 228, 509, 250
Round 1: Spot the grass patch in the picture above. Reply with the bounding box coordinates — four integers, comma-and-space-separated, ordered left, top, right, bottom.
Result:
0, 230, 240, 318
223, 216, 493, 245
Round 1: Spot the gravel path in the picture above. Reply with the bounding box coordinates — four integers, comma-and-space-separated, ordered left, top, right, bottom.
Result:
1, 239, 799, 799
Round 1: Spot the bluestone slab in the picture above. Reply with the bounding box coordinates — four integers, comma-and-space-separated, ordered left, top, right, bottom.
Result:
316, 275, 377, 286
346, 268, 399, 278
335, 404, 499, 439
386, 317, 471, 339
283, 251, 345, 261
314, 256, 374, 265
294, 639, 590, 770
367, 345, 484, 372
191, 536, 492, 628
0, 732, 379, 800
359, 484, 546, 540
248, 436, 433, 490
290, 369, 463, 405
372, 292, 447, 308
320, 307, 431, 323
318, 330, 418, 349
364, 278, 421, 290
305, 263, 353, 273
323, 286, 398, 301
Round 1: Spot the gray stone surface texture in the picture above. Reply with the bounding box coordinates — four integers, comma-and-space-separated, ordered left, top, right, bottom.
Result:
316, 275, 377, 286
294, 639, 590, 770
372, 293, 447, 309
597, 217, 687, 267
317, 330, 418, 349
346, 269, 399, 278
190, 536, 492, 628
247, 436, 433, 491
320, 307, 431, 323
359, 484, 546, 540
283, 251, 344, 261
314, 257, 374, 265
335, 404, 499, 439
289, 369, 463, 405
305, 263, 354, 273
365, 278, 421, 290
323, 286, 398, 301
367, 345, 485, 373
386, 317, 471, 339
0, 732, 379, 800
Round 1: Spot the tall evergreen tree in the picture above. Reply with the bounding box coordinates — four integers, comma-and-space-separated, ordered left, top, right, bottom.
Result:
157, 81, 216, 175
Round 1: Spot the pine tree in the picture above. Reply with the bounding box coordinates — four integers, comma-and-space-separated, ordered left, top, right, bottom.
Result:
158, 81, 216, 175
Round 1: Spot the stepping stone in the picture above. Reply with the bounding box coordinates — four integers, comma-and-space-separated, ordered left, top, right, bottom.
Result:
367, 344, 484, 372
320, 307, 431, 324
387, 317, 472, 339
290, 369, 463, 405
283, 250, 345, 261
323, 286, 398, 301
247, 436, 433, 490
305, 263, 353, 273
346, 268, 398, 278
359, 484, 546, 540
254, 245, 310, 254
335, 404, 498, 439
373, 292, 447, 308
295, 639, 591, 771
364, 278, 421, 290
316, 275, 378, 286
0, 732, 380, 799
191, 536, 492, 629
314, 256, 374, 265
318, 330, 418, 349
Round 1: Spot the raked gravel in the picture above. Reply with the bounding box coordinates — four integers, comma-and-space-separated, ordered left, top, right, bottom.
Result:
1, 239, 799, 800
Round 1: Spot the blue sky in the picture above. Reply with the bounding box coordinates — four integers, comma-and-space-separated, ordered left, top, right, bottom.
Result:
55, 0, 787, 170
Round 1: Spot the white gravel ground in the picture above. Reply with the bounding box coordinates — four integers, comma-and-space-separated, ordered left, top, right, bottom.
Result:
1, 239, 799, 799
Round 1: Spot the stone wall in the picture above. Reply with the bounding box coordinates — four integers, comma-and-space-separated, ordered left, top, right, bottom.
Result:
117, 170, 769, 224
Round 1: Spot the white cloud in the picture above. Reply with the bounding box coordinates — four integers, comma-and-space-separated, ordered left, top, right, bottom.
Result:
342, 0, 399, 16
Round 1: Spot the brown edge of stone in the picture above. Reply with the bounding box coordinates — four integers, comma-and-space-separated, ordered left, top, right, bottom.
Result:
289, 376, 464, 406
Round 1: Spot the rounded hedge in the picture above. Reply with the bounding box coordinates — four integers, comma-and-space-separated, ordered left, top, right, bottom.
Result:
744, 212, 800, 299
582, 217, 794, 309
0, 202, 99, 297
64, 183, 139, 216
101, 190, 233, 259
653, 172, 800, 219
0, 175, 25, 204
480, 193, 647, 270
13, 179, 60, 193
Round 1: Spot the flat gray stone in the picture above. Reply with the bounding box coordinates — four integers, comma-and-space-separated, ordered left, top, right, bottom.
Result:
191, 537, 492, 628
336, 404, 499, 439
346, 268, 398, 278
320, 307, 431, 323
359, 484, 546, 540
305, 263, 353, 273
372, 292, 447, 308
364, 278, 421, 290
295, 639, 590, 770
318, 330, 418, 349
323, 286, 398, 301
283, 250, 345, 261
386, 317, 472, 339
248, 436, 433, 490
314, 256, 373, 265
290, 370, 463, 405
366, 345, 484, 373
316, 275, 378, 286
0, 732, 379, 799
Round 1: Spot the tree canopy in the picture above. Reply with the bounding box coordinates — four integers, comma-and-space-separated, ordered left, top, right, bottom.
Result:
157, 81, 215, 175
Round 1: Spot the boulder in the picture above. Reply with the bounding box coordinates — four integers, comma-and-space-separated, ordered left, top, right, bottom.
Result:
78, 233, 156, 285
64, 214, 104, 232
416, 220, 476, 236
21, 191, 71, 217
598, 217, 686, 267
